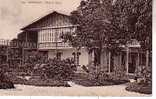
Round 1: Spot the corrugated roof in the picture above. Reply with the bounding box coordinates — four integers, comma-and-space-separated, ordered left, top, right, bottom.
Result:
21, 10, 71, 30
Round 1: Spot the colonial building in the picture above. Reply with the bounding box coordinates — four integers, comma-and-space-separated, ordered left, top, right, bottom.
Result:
100, 40, 150, 74
21, 11, 90, 66
20, 11, 151, 74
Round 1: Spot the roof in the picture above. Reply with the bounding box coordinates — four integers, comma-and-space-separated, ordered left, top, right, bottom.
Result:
21, 10, 71, 30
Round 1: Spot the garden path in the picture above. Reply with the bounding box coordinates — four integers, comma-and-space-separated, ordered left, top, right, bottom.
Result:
0, 84, 151, 96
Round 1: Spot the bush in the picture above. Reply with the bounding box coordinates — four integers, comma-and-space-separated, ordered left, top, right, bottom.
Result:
95, 71, 129, 85
126, 82, 152, 94
125, 66, 152, 94
135, 65, 152, 85
26, 78, 70, 87
86, 63, 129, 86
33, 58, 77, 80
0, 69, 15, 89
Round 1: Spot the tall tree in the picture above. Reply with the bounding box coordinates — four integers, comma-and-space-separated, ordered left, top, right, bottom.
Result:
62, 0, 121, 65
62, 0, 152, 67
112, 0, 152, 67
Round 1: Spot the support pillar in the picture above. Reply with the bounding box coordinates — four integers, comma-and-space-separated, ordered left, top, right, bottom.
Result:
137, 52, 140, 67
6, 46, 9, 63
126, 47, 129, 74
146, 50, 149, 67
92, 50, 95, 63
120, 52, 122, 69
108, 51, 111, 73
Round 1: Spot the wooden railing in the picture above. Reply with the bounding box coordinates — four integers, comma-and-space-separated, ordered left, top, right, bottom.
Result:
38, 42, 72, 49
0, 39, 10, 46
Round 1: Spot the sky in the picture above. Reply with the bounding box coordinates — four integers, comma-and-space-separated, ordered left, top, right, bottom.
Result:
0, 0, 80, 39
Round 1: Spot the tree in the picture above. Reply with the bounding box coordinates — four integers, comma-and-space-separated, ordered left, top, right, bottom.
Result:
62, 0, 122, 66
112, 0, 152, 67
61, 0, 152, 67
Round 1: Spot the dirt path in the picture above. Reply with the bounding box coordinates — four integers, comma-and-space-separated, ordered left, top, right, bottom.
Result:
0, 84, 151, 96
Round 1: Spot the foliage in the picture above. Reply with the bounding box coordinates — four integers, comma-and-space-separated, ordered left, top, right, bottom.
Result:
126, 65, 152, 94
61, 0, 152, 66
33, 58, 77, 80
112, 0, 152, 50
0, 69, 15, 89
135, 65, 152, 85
93, 71, 129, 83
72, 72, 128, 87
126, 82, 152, 94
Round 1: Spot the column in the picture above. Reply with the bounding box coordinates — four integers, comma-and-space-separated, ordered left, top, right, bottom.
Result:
120, 52, 122, 69
92, 50, 95, 62
108, 51, 111, 73
137, 52, 140, 67
126, 47, 129, 74
26, 32, 28, 42
146, 50, 149, 67
6, 46, 9, 63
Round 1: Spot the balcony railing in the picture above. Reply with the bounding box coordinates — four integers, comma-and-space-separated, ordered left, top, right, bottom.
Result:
38, 42, 72, 49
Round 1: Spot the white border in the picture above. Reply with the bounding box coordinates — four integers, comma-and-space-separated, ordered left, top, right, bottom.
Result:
1, 0, 156, 99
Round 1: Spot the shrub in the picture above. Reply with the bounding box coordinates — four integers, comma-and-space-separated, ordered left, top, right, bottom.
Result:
135, 65, 152, 85
88, 64, 129, 85
125, 66, 152, 94
95, 71, 129, 85
126, 82, 152, 94
33, 58, 77, 80
0, 69, 15, 89
89, 63, 129, 82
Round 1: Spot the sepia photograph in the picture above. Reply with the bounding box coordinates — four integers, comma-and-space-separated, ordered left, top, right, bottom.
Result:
0, 0, 153, 97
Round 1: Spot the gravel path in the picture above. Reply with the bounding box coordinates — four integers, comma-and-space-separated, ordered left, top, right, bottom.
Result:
0, 83, 151, 96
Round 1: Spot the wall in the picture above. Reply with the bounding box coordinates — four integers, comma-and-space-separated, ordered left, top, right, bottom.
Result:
79, 48, 89, 66
100, 49, 109, 72
48, 50, 56, 59
48, 48, 89, 66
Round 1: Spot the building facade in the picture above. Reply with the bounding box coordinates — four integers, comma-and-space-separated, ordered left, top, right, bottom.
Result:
21, 11, 90, 66
100, 41, 151, 74
20, 11, 151, 74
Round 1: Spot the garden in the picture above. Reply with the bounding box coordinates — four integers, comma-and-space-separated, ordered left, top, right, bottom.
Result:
0, 45, 152, 95
125, 66, 152, 94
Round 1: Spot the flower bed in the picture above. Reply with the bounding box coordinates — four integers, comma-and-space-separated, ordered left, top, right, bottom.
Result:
126, 82, 152, 94
25, 78, 70, 87
72, 73, 129, 87
6, 73, 70, 87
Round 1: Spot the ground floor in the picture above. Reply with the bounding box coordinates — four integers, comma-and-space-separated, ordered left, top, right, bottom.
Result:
37, 46, 151, 75
39, 48, 90, 66
0, 44, 151, 75
100, 47, 152, 74
0, 84, 150, 96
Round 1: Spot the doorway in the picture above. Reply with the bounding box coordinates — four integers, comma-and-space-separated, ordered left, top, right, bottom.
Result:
128, 53, 137, 73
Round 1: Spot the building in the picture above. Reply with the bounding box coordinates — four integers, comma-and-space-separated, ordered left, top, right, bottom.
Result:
0, 39, 9, 64
20, 10, 151, 74
21, 11, 90, 66
100, 40, 151, 74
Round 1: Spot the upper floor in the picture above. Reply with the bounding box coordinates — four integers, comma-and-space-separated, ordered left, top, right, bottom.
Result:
20, 11, 76, 50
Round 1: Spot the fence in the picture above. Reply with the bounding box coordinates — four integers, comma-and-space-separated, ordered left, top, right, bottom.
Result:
0, 39, 37, 65
0, 39, 10, 46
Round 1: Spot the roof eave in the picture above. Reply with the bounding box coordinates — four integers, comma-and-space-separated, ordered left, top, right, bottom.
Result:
21, 11, 70, 30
